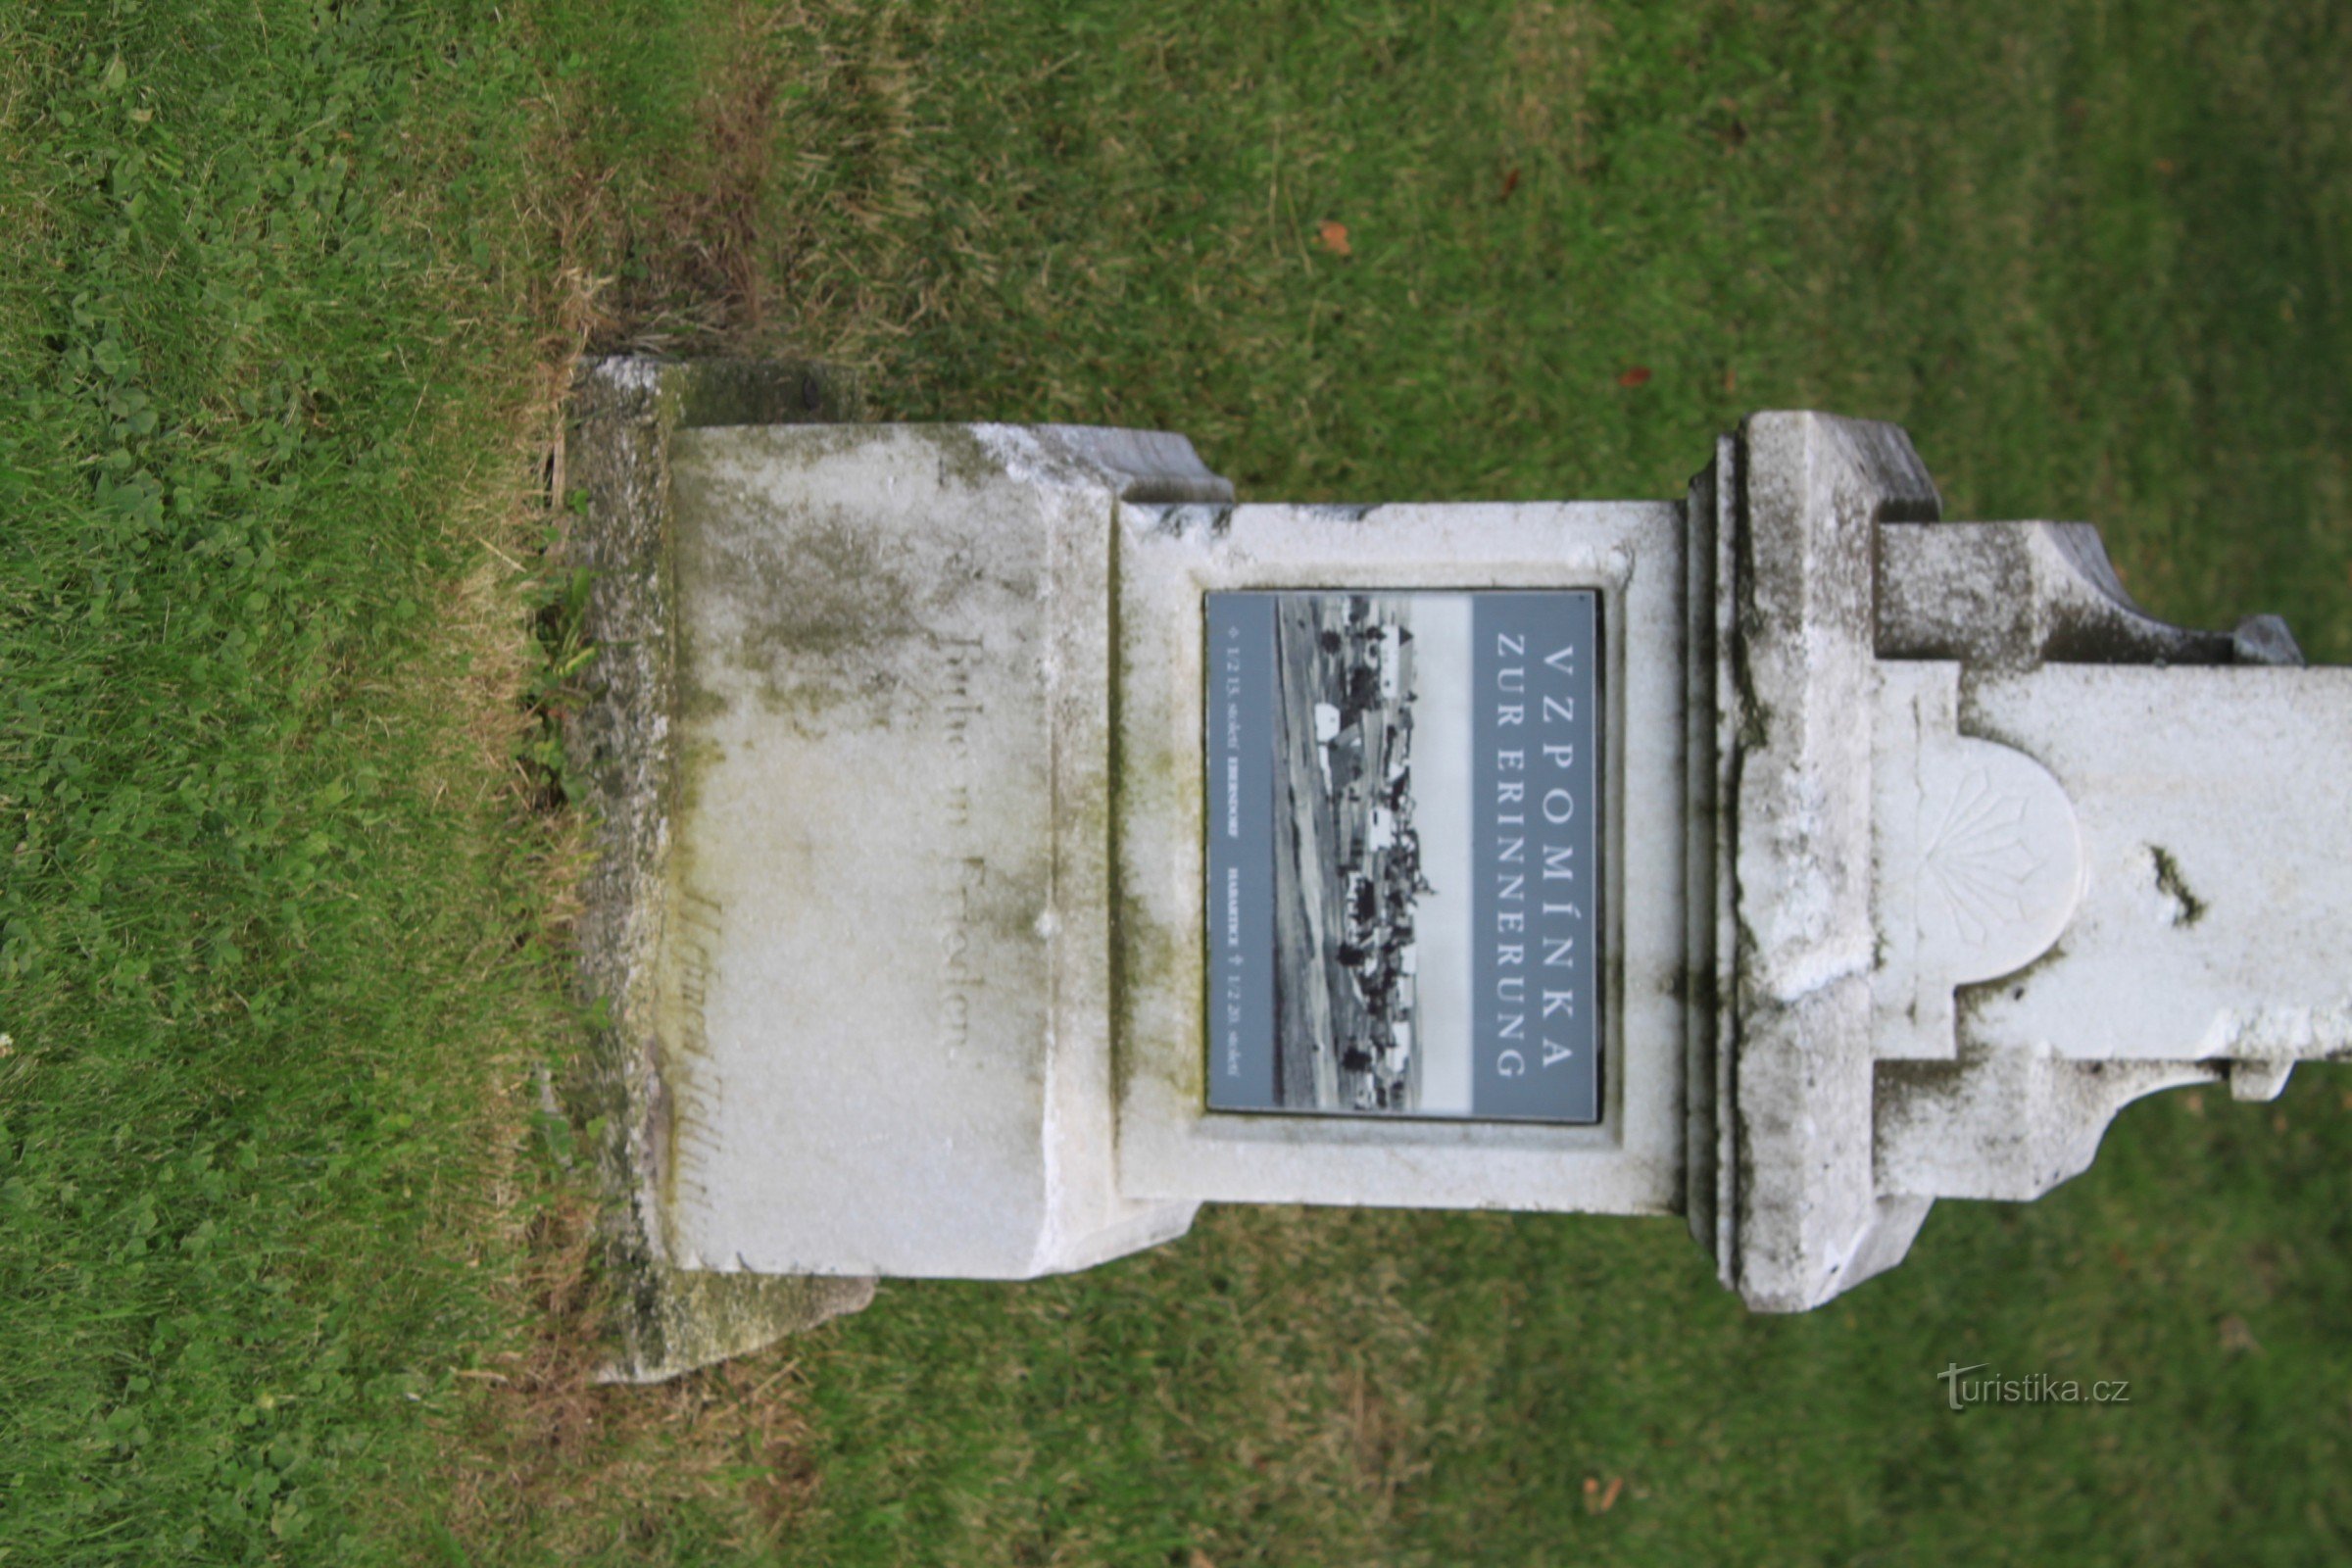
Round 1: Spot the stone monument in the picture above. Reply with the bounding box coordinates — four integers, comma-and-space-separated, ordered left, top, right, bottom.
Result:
565, 356, 2351, 1380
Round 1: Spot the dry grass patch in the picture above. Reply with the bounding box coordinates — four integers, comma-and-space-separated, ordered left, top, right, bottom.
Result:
420, 1185, 824, 1561
351, 10, 892, 1551
1499, 1, 1608, 177
533, 0, 939, 361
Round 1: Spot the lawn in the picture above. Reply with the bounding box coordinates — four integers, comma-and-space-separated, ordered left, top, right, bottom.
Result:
4, 1, 2347, 1564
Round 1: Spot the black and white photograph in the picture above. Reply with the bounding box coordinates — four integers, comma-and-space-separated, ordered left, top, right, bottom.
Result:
1262, 593, 1475, 1117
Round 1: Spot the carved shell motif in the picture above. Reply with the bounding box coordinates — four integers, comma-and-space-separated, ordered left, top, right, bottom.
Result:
1910, 739, 2084, 987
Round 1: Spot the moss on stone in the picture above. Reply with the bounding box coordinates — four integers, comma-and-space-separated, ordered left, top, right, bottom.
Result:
562, 357, 878, 1383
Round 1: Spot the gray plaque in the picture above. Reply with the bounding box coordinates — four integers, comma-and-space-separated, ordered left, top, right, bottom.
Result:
1205, 591, 1601, 1123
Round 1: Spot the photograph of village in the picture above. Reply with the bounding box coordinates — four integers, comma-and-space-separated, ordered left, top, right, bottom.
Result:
1265, 593, 1458, 1115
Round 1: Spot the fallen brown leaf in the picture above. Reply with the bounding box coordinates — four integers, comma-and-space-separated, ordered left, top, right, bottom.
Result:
1617, 366, 1652, 388
1500, 167, 1521, 201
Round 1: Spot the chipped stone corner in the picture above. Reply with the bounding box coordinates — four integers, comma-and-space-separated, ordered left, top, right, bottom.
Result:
1709, 411, 1943, 1314
592, 1258, 879, 1388
559, 356, 877, 1383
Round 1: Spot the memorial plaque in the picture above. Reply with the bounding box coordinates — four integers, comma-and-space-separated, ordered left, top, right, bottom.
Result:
573, 374, 2352, 1324
1205, 590, 1602, 1123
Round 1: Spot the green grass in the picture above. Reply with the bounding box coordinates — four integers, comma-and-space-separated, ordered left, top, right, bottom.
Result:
5, 0, 2350, 1563
0, 3, 584, 1561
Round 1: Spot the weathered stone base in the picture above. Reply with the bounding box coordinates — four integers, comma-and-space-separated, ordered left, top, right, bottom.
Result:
564, 357, 876, 1383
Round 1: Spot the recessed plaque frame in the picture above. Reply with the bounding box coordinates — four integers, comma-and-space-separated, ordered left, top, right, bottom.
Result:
1112, 500, 1688, 1216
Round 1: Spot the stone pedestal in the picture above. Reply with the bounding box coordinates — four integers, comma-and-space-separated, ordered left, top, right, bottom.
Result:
567, 357, 2352, 1374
